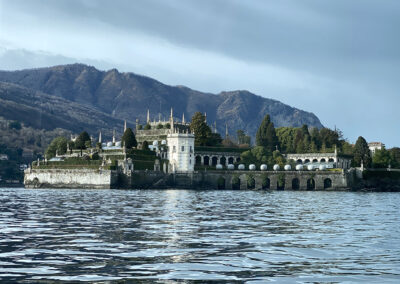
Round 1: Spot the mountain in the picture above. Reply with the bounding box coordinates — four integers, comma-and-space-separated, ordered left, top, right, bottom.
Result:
0, 64, 323, 141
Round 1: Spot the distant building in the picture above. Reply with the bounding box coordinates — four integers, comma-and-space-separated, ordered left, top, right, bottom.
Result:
285, 147, 352, 169
135, 108, 190, 145
0, 154, 8, 161
368, 142, 385, 155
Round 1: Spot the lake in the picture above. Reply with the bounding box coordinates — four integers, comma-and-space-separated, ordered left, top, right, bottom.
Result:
0, 188, 399, 282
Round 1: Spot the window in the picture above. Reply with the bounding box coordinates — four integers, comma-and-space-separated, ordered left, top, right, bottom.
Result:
190, 159, 191, 164
181, 146, 184, 152
190, 146, 193, 153
173, 146, 176, 153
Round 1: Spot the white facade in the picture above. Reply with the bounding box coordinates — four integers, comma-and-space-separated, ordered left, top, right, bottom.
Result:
368, 142, 384, 155
167, 132, 195, 172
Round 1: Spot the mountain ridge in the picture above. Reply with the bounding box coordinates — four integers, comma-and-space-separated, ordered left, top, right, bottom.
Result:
0, 63, 323, 141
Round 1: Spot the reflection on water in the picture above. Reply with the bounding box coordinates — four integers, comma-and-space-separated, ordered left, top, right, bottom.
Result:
0, 188, 399, 282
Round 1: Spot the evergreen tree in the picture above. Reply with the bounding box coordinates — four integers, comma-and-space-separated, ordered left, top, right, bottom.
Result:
75, 131, 91, 150
353, 136, 372, 167
142, 140, 149, 150
256, 114, 279, 151
190, 112, 213, 146
122, 128, 137, 149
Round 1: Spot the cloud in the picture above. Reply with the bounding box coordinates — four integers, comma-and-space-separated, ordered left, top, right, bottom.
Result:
0, 0, 399, 147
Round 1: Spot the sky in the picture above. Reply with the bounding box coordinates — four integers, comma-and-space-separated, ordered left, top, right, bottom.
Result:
0, 0, 399, 147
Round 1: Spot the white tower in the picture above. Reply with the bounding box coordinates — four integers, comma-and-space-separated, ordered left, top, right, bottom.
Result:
124, 120, 127, 132
167, 131, 195, 173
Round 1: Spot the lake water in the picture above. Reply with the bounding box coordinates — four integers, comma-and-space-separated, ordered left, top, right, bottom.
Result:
0, 188, 399, 283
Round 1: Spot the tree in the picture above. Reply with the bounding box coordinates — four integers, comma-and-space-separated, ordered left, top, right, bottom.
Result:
144, 124, 151, 130
372, 148, 392, 168
389, 148, 400, 168
190, 112, 213, 146
122, 128, 137, 149
353, 136, 372, 167
75, 131, 91, 150
142, 140, 149, 150
45, 136, 68, 158
256, 114, 279, 151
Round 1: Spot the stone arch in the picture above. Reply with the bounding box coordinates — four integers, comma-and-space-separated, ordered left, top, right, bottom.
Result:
232, 175, 240, 190
324, 178, 332, 189
292, 178, 300, 190
211, 156, 218, 166
297, 159, 303, 164
305, 159, 310, 164
228, 157, 234, 164
220, 156, 226, 166
320, 158, 326, 163
307, 178, 316, 190
195, 155, 202, 165
312, 159, 318, 163
236, 157, 241, 163
328, 158, 334, 162
32, 177, 40, 188
217, 176, 225, 190
247, 175, 255, 189
203, 156, 210, 166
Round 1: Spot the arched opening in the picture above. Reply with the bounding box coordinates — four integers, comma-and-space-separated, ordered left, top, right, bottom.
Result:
220, 156, 226, 166
232, 176, 240, 190
305, 159, 310, 164
212, 156, 218, 166
328, 158, 334, 163
324, 178, 332, 189
236, 157, 241, 163
297, 159, 303, 164
312, 159, 318, 163
307, 178, 316, 190
262, 177, 270, 189
217, 176, 225, 189
195, 156, 202, 165
247, 175, 255, 189
292, 178, 300, 190
320, 158, 326, 163
203, 156, 210, 166
228, 157, 234, 164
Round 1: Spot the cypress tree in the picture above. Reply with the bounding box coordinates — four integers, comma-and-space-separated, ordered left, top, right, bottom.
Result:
122, 128, 137, 149
256, 114, 279, 151
354, 136, 372, 167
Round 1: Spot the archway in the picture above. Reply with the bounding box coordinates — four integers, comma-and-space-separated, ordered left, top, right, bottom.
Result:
320, 158, 326, 163
217, 176, 225, 189
228, 157, 234, 164
212, 156, 218, 166
297, 159, 303, 164
247, 175, 255, 189
328, 158, 334, 163
307, 178, 316, 190
203, 156, 210, 166
195, 156, 202, 165
292, 178, 300, 190
312, 159, 318, 163
324, 178, 332, 189
305, 159, 310, 164
236, 157, 241, 163
220, 156, 226, 166
232, 176, 240, 190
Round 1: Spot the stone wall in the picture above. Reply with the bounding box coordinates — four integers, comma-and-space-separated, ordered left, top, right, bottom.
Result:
174, 170, 350, 190
24, 168, 118, 189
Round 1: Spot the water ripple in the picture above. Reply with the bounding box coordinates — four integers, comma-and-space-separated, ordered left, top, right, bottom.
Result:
0, 188, 399, 282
